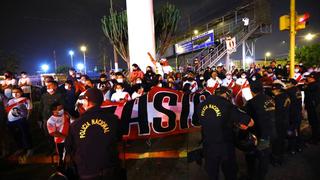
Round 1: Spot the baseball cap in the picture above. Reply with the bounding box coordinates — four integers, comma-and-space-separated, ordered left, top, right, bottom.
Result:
79, 88, 103, 106
305, 72, 318, 79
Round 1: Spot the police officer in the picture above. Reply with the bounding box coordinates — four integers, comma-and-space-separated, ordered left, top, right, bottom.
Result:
271, 82, 291, 165
304, 72, 320, 144
286, 79, 303, 153
65, 88, 122, 180
245, 80, 275, 180
197, 87, 254, 180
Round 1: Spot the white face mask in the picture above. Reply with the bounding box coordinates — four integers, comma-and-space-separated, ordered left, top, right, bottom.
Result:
47, 88, 54, 94
116, 89, 123, 93
82, 99, 89, 111
200, 76, 204, 80
241, 75, 246, 79
65, 85, 69, 90
12, 93, 17, 98
81, 80, 86, 84
226, 75, 232, 80
57, 109, 64, 116
252, 76, 257, 81
136, 80, 142, 84
22, 75, 27, 78
294, 69, 299, 73
117, 79, 123, 83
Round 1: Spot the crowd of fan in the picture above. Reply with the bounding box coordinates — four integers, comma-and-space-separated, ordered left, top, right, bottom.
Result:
0, 59, 320, 170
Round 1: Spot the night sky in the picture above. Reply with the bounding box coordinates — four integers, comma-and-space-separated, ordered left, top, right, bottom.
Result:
0, 0, 319, 73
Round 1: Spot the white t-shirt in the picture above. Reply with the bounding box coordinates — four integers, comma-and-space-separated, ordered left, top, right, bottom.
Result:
183, 80, 198, 93
1, 79, 17, 98
206, 77, 222, 88
18, 77, 32, 94
7, 97, 32, 122
111, 91, 131, 102
47, 113, 69, 143
222, 78, 235, 88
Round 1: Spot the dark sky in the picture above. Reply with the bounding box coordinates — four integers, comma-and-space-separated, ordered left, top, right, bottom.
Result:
0, 0, 319, 73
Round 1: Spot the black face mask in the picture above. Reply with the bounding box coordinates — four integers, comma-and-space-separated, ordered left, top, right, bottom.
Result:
4, 75, 9, 78
187, 77, 193, 81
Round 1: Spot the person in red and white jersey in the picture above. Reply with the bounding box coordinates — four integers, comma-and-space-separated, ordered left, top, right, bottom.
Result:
236, 72, 250, 87
222, 72, 235, 89
110, 83, 131, 102
47, 102, 70, 167
1, 71, 17, 99
18, 71, 32, 99
183, 72, 198, 93
206, 70, 222, 89
6, 87, 32, 156
293, 66, 304, 84
160, 58, 173, 75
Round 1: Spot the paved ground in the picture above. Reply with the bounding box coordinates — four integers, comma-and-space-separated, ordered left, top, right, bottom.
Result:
1, 121, 320, 180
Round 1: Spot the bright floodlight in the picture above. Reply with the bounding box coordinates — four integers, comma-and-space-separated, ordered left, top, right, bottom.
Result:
69, 50, 74, 56
305, 33, 315, 41
265, 52, 271, 57
193, 29, 199, 35
80, 46, 87, 52
77, 63, 84, 71
41, 64, 49, 72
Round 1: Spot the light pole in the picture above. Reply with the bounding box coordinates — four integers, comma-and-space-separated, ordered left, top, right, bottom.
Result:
264, 52, 271, 66
80, 45, 87, 74
69, 50, 74, 67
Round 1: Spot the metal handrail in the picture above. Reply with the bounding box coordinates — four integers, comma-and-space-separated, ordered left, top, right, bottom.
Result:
196, 21, 260, 71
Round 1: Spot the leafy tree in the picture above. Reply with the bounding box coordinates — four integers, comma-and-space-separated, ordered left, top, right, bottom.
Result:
101, 2, 180, 68
0, 50, 20, 74
155, 3, 181, 57
296, 43, 320, 67
101, 8, 129, 68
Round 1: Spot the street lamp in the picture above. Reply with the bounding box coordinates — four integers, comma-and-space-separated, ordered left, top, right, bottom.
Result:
305, 33, 315, 41
69, 50, 74, 67
193, 29, 199, 35
264, 52, 271, 66
41, 64, 49, 73
77, 63, 84, 72
80, 45, 87, 74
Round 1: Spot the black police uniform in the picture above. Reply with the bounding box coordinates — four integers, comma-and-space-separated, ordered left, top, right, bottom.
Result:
286, 86, 303, 151
304, 81, 320, 142
197, 95, 251, 180
272, 91, 291, 163
245, 93, 275, 180
65, 106, 121, 180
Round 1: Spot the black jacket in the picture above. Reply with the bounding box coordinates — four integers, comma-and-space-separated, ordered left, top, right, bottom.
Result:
65, 107, 121, 176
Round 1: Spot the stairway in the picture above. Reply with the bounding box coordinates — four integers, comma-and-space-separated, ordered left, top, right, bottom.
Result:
196, 21, 261, 71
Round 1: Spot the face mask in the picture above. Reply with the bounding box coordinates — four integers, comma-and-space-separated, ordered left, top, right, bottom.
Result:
241, 75, 246, 79
22, 75, 27, 78
286, 65, 289, 68
116, 89, 123, 93
233, 76, 237, 80
82, 99, 89, 111
47, 88, 54, 94
12, 93, 17, 98
4, 75, 9, 79
57, 109, 64, 116
136, 80, 142, 84
226, 75, 232, 80
81, 80, 86, 84
85, 85, 91, 90
200, 76, 204, 80
65, 85, 69, 90
117, 79, 123, 83
187, 77, 193, 81
252, 76, 257, 81
294, 69, 299, 73
111, 76, 116, 80
45, 82, 49, 86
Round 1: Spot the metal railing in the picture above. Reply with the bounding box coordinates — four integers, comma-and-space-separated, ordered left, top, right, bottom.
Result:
196, 21, 260, 71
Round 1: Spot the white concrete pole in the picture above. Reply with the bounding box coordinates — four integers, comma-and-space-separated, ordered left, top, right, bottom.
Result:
126, 0, 156, 72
